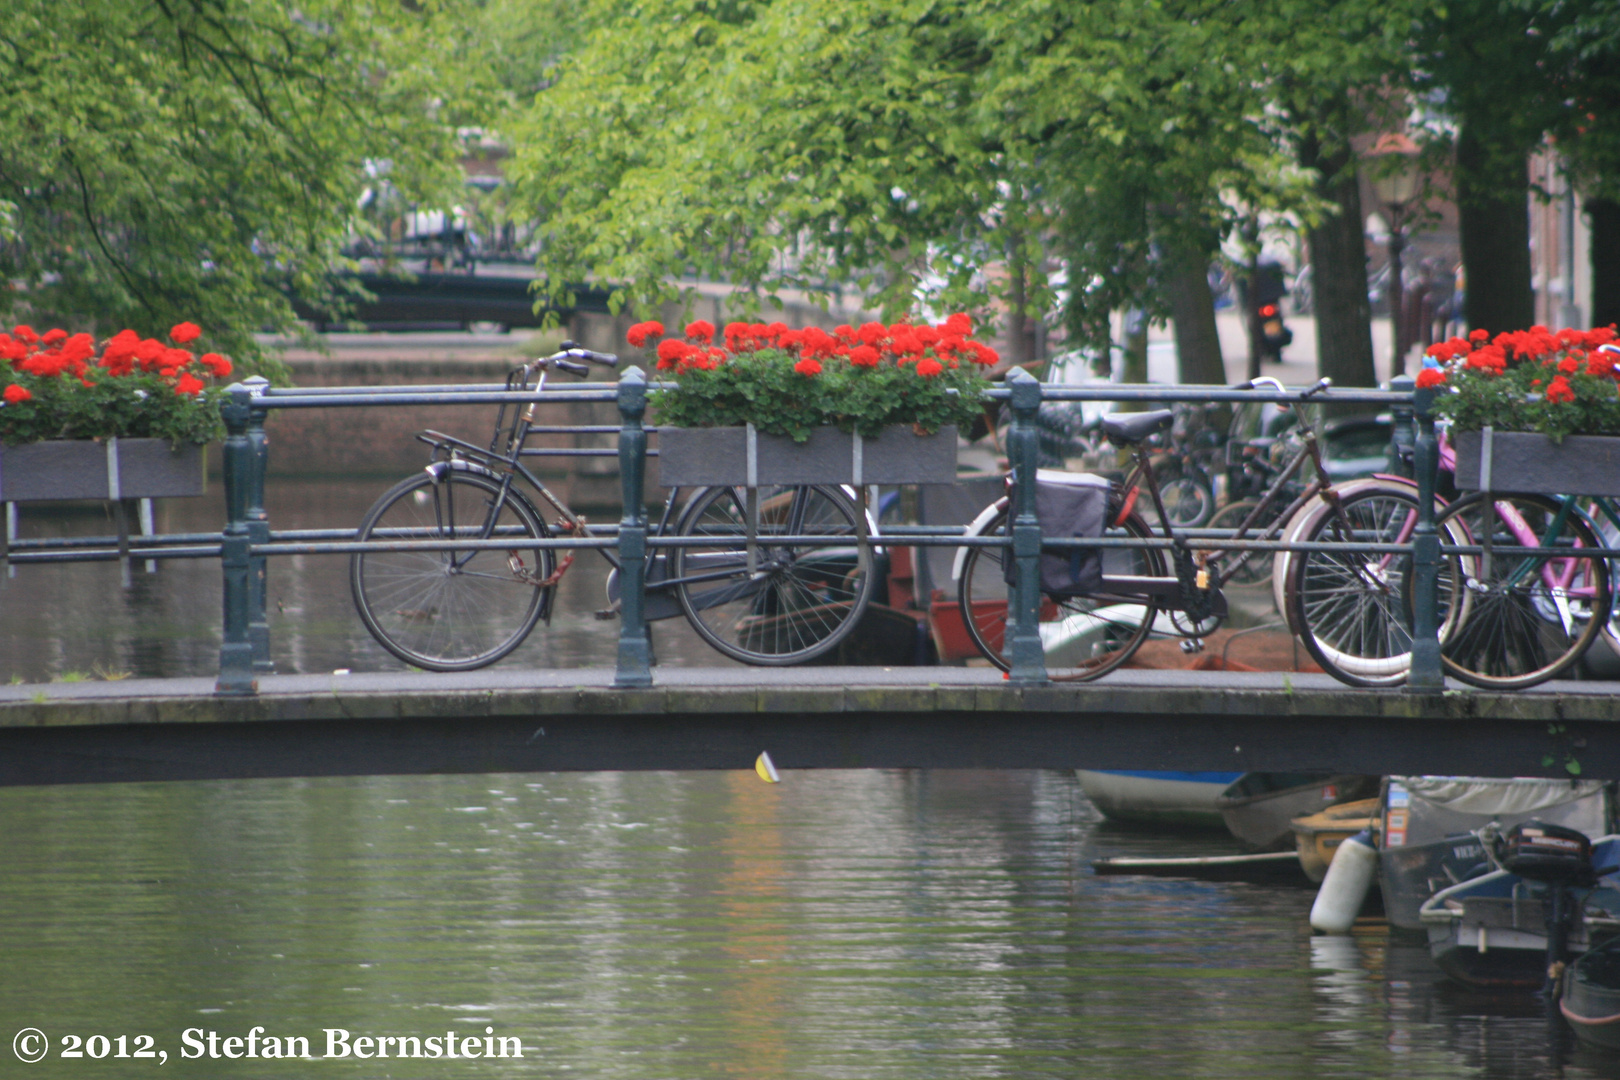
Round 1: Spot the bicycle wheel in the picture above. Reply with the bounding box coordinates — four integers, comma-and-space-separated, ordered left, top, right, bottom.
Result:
1208, 498, 1281, 586
1151, 462, 1216, 528
1585, 499, 1620, 657
350, 470, 553, 671
957, 504, 1164, 680
672, 484, 875, 664
1431, 492, 1609, 689
1289, 485, 1440, 687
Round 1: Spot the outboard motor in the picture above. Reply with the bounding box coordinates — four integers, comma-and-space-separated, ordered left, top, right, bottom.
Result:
1498, 821, 1595, 886
1495, 821, 1597, 997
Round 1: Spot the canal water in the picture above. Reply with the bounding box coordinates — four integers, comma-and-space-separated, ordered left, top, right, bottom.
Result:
2, 770, 1615, 1079
0, 477, 733, 682
2, 483, 1617, 1078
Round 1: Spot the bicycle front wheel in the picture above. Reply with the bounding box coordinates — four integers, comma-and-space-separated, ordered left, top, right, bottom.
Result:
957, 505, 1163, 681
350, 471, 554, 671
1288, 486, 1438, 687
1431, 492, 1608, 689
672, 485, 875, 664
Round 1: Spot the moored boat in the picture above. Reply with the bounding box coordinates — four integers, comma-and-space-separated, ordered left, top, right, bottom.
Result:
1217, 773, 1379, 851
1379, 777, 1614, 933
1419, 834, 1620, 989
1294, 797, 1381, 883
1075, 770, 1242, 830
1562, 935, 1620, 1051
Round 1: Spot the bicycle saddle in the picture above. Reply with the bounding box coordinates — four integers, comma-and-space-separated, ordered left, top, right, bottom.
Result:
1102, 409, 1174, 446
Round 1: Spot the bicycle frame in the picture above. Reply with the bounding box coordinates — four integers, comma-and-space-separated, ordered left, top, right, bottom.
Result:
414, 359, 877, 611
1114, 382, 1342, 602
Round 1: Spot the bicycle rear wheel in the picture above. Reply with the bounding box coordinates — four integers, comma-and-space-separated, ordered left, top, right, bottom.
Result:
1431, 492, 1608, 689
1288, 485, 1440, 687
1150, 461, 1216, 527
1585, 499, 1620, 658
350, 470, 553, 670
957, 505, 1163, 680
672, 484, 874, 664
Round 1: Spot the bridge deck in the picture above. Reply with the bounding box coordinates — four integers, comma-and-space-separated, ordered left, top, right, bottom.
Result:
0, 668, 1614, 786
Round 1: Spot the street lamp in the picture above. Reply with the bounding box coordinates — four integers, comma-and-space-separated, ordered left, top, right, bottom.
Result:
1370, 132, 1422, 373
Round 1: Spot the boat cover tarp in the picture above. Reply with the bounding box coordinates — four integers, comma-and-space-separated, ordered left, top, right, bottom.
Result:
1391, 776, 1612, 846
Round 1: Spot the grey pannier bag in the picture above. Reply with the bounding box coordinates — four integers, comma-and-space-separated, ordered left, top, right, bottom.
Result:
1004, 470, 1112, 597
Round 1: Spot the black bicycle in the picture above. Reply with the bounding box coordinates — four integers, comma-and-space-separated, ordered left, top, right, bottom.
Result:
348, 346, 875, 670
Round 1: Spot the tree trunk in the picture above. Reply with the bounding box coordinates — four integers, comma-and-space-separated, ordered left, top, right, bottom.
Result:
1591, 197, 1620, 330
1003, 239, 1039, 369
1298, 133, 1377, 387
1167, 254, 1226, 385
1457, 125, 1534, 333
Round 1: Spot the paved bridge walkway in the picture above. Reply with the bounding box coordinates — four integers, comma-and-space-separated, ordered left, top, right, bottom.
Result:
1, 667, 1613, 787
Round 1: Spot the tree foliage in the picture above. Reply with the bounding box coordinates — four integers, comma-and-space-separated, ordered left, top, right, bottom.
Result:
509, 0, 1406, 374
0, 0, 474, 371
511, 0, 1020, 325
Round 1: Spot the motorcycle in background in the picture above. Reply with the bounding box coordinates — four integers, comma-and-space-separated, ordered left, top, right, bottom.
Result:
1241, 260, 1293, 372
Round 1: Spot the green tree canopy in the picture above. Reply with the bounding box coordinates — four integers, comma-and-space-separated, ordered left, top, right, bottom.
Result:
509, 0, 1414, 381
0, 0, 476, 368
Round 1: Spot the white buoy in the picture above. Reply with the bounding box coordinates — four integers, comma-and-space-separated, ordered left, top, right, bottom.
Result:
1310, 828, 1378, 934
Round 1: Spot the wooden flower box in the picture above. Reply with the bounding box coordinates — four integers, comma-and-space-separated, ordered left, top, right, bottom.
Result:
0, 438, 208, 502
656, 424, 958, 487
1453, 429, 1620, 497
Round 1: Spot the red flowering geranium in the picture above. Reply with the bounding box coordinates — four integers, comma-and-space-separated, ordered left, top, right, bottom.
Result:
1422, 324, 1620, 441
0, 322, 234, 446
627, 314, 996, 441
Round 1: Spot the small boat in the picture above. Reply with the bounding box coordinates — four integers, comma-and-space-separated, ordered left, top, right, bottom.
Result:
1293, 797, 1381, 883
1419, 834, 1620, 989
1075, 770, 1242, 830
1216, 772, 1379, 850
1379, 776, 1614, 933
1562, 935, 1620, 1050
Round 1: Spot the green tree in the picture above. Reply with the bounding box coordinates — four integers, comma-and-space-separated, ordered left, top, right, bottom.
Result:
0, 0, 474, 370
1271, 0, 1429, 388
513, 0, 1323, 383
1536, 0, 1620, 327
510, 0, 1032, 336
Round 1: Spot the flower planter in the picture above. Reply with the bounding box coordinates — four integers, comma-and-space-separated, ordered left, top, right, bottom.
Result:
1453, 429, 1620, 497
0, 438, 207, 502
656, 424, 958, 487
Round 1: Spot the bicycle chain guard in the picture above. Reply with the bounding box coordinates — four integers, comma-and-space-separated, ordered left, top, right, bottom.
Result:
1169, 548, 1223, 637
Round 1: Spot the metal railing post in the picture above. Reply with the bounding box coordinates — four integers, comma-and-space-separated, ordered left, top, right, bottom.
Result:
1407, 385, 1444, 691
216, 385, 257, 695
1005, 369, 1049, 685
1388, 374, 1415, 479
614, 366, 654, 688
243, 376, 274, 674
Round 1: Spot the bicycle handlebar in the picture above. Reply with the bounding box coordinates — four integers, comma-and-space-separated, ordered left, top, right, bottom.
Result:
553, 359, 591, 377
557, 340, 619, 367
1232, 375, 1330, 400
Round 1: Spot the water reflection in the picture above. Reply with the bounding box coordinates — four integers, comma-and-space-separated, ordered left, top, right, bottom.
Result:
0, 479, 732, 681
2, 771, 1615, 1079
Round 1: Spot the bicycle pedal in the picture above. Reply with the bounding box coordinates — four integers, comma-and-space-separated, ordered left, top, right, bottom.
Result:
1180, 637, 1205, 654
593, 608, 619, 621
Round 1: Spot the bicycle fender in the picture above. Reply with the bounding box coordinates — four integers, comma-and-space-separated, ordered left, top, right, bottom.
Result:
424, 459, 501, 484
952, 496, 1010, 583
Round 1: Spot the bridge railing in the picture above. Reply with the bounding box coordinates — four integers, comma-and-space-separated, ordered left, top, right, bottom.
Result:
0, 369, 1446, 695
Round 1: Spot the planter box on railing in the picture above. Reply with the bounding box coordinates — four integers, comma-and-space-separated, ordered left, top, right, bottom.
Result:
657, 424, 958, 486
1453, 429, 1620, 497
0, 438, 208, 502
